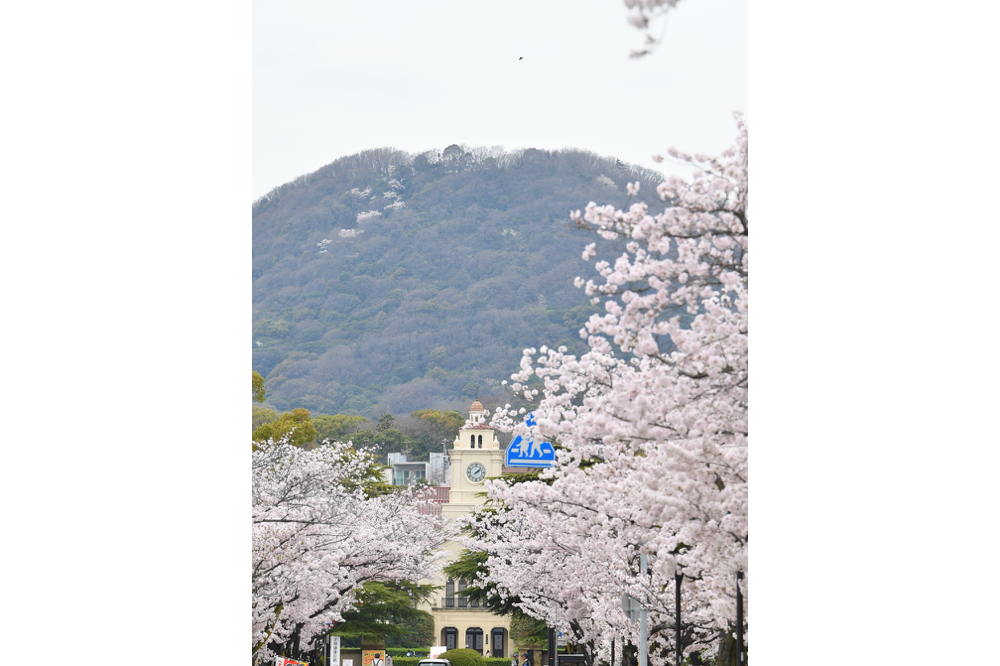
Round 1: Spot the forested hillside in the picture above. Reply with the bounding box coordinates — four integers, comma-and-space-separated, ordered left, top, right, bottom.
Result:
252, 144, 665, 417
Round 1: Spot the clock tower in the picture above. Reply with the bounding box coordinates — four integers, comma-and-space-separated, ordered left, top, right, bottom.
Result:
429, 400, 513, 657
442, 400, 504, 521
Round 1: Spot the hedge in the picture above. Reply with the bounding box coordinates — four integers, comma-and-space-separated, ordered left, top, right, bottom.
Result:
384, 653, 516, 666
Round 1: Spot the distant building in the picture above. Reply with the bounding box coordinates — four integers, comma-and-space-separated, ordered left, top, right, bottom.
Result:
415, 401, 514, 656
385, 452, 450, 486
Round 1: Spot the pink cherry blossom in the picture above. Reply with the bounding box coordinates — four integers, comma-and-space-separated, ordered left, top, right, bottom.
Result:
471, 115, 748, 663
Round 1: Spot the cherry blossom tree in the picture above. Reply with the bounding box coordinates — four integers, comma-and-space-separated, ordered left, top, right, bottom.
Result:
252, 439, 451, 664
471, 116, 747, 664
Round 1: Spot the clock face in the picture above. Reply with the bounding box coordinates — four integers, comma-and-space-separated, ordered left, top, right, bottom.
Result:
466, 462, 486, 483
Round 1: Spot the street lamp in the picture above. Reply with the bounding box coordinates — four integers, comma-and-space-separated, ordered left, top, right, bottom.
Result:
736, 571, 744, 664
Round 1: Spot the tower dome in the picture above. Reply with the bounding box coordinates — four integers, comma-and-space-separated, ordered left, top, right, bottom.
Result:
470, 400, 484, 412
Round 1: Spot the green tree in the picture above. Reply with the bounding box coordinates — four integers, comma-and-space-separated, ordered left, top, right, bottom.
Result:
350, 425, 409, 461
252, 407, 318, 447
252, 405, 279, 430
376, 413, 396, 432
252, 371, 266, 403
331, 581, 437, 647
313, 413, 370, 443
405, 409, 465, 460
410, 409, 465, 433
444, 549, 518, 615
508, 612, 549, 654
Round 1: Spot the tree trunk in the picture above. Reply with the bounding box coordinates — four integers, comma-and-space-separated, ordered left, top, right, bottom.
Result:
715, 628, 738, 666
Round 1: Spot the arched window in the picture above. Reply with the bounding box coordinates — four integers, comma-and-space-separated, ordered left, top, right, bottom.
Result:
471, 434, 475, 448
457, 578, 467, 607
478, 434, 483, 448
445, 579, 455, 607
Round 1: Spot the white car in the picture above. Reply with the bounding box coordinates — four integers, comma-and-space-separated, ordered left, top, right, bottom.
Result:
417, 660, 453, 666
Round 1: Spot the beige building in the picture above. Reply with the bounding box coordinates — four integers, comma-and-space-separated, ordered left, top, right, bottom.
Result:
422, 400, 513, 657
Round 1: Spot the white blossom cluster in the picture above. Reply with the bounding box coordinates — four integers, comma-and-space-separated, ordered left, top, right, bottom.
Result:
338, 228, 364, 239
595, 174, 617, 189
356, 210, 382, 223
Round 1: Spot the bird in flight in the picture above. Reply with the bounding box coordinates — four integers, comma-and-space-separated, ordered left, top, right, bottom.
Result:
519, 57, 523, 60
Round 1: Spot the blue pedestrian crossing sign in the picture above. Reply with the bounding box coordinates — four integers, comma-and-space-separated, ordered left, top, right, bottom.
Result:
504, 413, 556, 467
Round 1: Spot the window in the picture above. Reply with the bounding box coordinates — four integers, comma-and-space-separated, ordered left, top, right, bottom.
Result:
445, 579, 455, 607
457, 579, 467, 607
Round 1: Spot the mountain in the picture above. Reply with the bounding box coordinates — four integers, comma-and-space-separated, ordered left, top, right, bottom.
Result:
252, 144, 665, 417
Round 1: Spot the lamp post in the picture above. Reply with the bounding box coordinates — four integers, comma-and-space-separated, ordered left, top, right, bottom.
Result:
674, 572, 682, 666
639, 552, 647, 666
736, 571, 744, 665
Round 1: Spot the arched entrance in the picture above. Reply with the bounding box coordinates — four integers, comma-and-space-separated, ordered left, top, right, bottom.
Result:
442, 627, 457, 651
490, 628, 506, 657
465, 627, 484, 653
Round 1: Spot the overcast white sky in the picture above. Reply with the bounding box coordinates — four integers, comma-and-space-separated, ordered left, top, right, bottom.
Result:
253, 0, 747, 200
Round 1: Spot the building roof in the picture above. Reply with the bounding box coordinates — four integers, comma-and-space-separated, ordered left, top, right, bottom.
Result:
470, 400, 484, 411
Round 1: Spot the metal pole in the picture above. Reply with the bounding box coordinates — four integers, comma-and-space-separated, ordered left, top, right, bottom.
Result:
639, 553, 647, 666
736, 571, 744, 665
674, 572, 682, 666
610, 639, 614, 666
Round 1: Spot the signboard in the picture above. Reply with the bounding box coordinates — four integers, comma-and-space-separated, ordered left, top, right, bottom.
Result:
276, 659, 308, 666
330, 636, 341, 666
504, 413, 555, 468
429, 646, 447, 659
621, 592, 642, 620
363, 650, 386, 666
